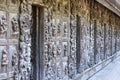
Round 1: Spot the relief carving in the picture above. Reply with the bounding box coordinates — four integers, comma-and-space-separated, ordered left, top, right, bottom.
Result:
62, 42, 67, 57
19, 23, 31, 79
20, 0, 30, 13
68, 56, 75, 79
11, 17, 19, 35
19, 0, 32, 79
63, 22, 67, 37
69, 13, 76, 79
1, 50, 8, 66
56, 62, 63, 80
52, 26, 56, 37
57, 43, 61, 57
63, 45, 67, 56
57, 23, 61, 36
12, 48, 18, 80
0, 16, 7, 34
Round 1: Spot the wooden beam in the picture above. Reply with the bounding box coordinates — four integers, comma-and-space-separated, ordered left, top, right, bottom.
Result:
96, 0, 120, 17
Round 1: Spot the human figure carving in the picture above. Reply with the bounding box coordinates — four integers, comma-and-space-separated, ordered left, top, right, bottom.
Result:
1, 50, 8, 66
11, 17, 19, 34
0, 16, 7, 34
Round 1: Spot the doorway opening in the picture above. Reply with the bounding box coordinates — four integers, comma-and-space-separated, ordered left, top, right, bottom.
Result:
31, 5, 44, 80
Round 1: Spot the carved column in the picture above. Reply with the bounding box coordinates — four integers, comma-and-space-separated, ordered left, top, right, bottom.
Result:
19, 0, 32, 80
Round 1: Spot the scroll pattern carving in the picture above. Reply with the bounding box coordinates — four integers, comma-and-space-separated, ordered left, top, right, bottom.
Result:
19, 0, 32, 80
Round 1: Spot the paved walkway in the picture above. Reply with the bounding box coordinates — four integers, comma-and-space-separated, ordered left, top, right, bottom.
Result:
88, 56, 120, 80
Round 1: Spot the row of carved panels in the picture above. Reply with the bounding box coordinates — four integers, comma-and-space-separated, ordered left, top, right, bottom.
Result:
76, 19, 118, 73
44, 14, 69, 42
0, 45, 18, 74
0, 11, 19, 40
44, 41, 68, 62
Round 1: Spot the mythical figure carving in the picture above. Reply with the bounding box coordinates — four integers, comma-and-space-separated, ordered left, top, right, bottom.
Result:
0, 16, 7, 34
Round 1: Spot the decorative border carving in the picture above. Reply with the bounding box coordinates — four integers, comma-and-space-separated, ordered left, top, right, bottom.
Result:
19, 0, 32, 80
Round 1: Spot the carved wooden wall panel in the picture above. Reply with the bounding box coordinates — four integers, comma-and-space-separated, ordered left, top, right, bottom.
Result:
42, 1, 70, 80
112, 25, 116, 54
96, 21, 102, 63
0, 0, 119, 80
0, 1, 19, 79
0, 4, 19, 79
89, 20, 95, 67
77, 17, 90, 72
20, 0, 120, 80
116, 23, 120, 51
105, 24, 111, 58
31, 0, 120, 80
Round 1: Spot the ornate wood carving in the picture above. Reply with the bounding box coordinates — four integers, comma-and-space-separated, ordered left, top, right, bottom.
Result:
1, 50, 8, 66
11, 17, 19, 35
0, 16, 7, 34
19, 0, 32, 80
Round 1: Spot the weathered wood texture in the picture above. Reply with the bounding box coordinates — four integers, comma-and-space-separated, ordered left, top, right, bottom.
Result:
0, 0, 120, 80
0, 0, 19, 80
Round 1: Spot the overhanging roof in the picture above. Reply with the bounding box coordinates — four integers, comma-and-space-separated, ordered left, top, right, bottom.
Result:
96, 0, 120, 17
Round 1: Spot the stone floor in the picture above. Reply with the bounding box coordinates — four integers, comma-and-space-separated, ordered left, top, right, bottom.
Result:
88, 55, 120, 80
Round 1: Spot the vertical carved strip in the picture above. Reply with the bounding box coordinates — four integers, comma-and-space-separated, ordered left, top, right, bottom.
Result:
19, 0, 32, 80
44, 8, 57, 80
89, 0, 95, 66
69, 0, 76, 79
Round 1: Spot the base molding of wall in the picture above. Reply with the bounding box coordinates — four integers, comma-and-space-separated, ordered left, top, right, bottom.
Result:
75, 51, 120, 80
